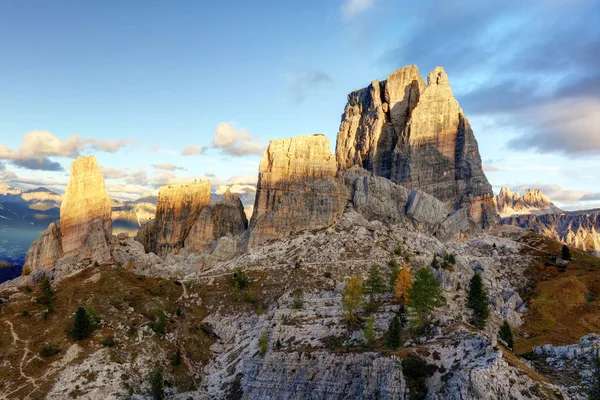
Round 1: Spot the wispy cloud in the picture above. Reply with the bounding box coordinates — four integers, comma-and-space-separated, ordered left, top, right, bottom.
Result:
151, 163, 187, 171
181, 145, 205, 156
341, 0, 375, 19
286, 69, 333, 104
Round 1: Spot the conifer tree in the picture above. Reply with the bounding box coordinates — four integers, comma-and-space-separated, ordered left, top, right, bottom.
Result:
388, 260, 400, 292
562, 244, 572, 261
408, 268, 444, 328
386, 314, 402, 349
364, 264, 385, 312
149, 364, 164, 400
70, 307, 93, 340
343, 276, 363, 328
499, 320, 514, 349
364, 314, 376, 347
467, 274, 489, 329
394, 267, 412, 305
37, 276, 53, 305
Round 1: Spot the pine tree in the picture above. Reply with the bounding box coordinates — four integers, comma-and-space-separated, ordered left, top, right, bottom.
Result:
499, 320, 514, 349
467, 274, 489, 329
562, 244, 572, 261
343, 276, 363, 328
388, 260, 400, 292
364, 264, 385, 312
408, 268, 444, 328
37, 276, 53, 305
364, 314, 376, 347
70, 307, 92, 340
394, 267, 412, 305
386, 315, 402, 349
149, 364, 164, 400
291, 288, 304, 309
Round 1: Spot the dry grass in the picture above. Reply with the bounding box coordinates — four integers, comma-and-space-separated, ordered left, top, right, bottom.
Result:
515, 232, 600, 355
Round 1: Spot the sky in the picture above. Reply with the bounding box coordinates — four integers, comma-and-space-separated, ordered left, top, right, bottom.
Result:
0, 0, 599, 210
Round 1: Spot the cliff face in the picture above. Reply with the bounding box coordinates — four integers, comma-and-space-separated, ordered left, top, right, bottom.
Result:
24, 222, 62, 270
248, 134, 346, 247
136, 182, 248, 256
60, 156, 112, 258
336, 65, 495, 229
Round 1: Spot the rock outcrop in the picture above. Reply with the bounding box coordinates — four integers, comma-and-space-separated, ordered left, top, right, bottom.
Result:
24, 156, 113, 270
248, 134, 346, 247
136, 182, 248, 257
495, 187, 562, 217
23, 222, 62, 270
60, 156, 112, 259
336, 65, 496, 229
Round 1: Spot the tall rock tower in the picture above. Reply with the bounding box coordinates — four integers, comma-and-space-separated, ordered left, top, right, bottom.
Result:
336, 65, 496, 228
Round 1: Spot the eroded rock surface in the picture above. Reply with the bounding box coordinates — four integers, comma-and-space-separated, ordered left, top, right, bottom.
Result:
24, 222, 62, 270
336, 65, 495, 229
248, 134, 346, 247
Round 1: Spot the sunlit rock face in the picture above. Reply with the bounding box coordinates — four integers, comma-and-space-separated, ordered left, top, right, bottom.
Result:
248, 134, 346, 247
24, 222, 62, 270
336, 65, 496, 229
184, 189, 248, 253
60, 156, 112, 257
147, 181, 211, 256
495, 187, 562, 217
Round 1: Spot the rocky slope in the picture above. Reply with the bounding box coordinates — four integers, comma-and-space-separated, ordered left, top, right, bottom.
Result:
336, 65, 496, 229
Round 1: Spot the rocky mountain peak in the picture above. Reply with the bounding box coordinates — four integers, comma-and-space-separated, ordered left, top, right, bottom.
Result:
495, 187, 562, 217
336, 64, 496, 230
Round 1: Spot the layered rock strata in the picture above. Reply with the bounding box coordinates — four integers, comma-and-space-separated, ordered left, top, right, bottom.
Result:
136, 182, 248, 256
335, 65, 496, 229
248, 134, 346, 247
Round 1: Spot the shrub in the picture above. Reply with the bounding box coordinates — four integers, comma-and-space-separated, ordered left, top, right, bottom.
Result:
256, 303, 264, 316
93, 261, 99, 268
148, 309, 167, 335
323, 271, 332, 279
562, 245, 572, 261
39, 345, 60, 357
172, 349, 182, 366
36, 276, 53, 305
70, 307, 93, 340
21, 266, 31, 276
232, 267, 249, 290
364, 314, 376, 347
259, 331, 269, 356
148, 364, 164, 400
467, 274, 490, 329
431, 254, 440, 269
85, 304, 101, 329
499, 320, 514, 349
244, 288, 257, 304
175, 307, 183, 317
102, 337, 118, 347
275, 338, 282, 351
447, 253, 456, 265
22, 310, 29, 317
291, 288, 304, 309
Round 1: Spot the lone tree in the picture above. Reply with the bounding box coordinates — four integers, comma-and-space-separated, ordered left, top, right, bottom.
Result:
291, 288, 304, 309
388, 260, 400, 292
70, 307, 93, 341
386, 314, 402, 349
467, 273, 490, 329
408, 268, 444, 328
562, 244, 572, 261
499, 320, 514, 349
343, 276, 363, 328
364, 264, 385, 312
37, 276, 53, 305
394, 267, 412, 305
149, 364, 164, 400
364, 314, 376, 347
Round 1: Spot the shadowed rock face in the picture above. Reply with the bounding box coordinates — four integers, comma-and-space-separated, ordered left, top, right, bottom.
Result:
336, 65, 495, 229
248, 134, 347, 247
24, 222, 62, 270
60, 156, 112, 257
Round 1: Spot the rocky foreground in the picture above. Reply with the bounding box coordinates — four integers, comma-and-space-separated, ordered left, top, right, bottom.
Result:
1, 65, 599, 399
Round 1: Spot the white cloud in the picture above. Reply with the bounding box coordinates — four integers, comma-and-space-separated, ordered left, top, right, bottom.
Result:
212, 122, 264, 157
151, 164, 187, 171
181, 145, 205, 156
342, 0, 375, 19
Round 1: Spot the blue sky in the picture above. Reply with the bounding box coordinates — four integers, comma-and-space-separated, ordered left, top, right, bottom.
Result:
0, 0, 599, 209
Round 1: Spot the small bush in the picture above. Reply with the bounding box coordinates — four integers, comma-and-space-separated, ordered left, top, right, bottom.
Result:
275, 338, 282, 351
39, 345, 60, 357
93, 261, 99, 268
200, 322, 219, 339
256, 303, 264, 316
102, 337, 118, 347
291, 288, 304, 309
562, 245, 572, 261
42, 306, 54, 321
232, 267, 249, 290
447, 253, 456, 265
148, 309, 166, 335
85, 305, 101, 329
175, 307, 183, 317
259, 331, 268, 356
244, 288, 257, 304
21, 266, 31, 276
148, 364, 164, 400
149, 284, 161, 296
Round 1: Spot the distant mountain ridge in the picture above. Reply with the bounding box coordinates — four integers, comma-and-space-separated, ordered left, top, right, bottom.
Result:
494, 187, 563, 217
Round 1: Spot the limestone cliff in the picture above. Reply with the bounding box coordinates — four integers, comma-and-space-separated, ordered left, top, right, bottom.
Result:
24, 222, 62, 270
336, 65, 495, 229
248, 134, 346, 247
60, 156, 112, 259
